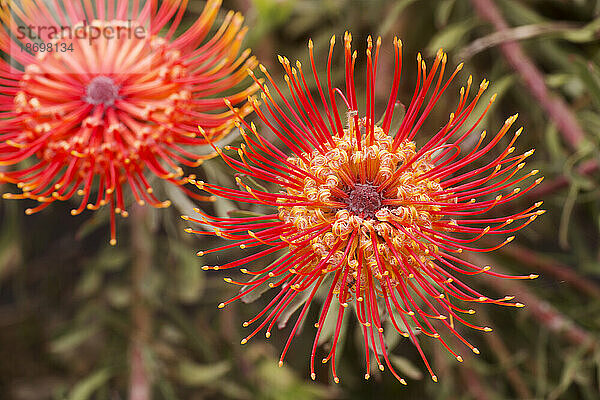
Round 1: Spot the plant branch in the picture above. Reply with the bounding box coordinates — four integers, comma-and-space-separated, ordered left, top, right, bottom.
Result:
499, 242, 600, 300
526, 159, 599, 201
476, 308, 532, 399
458, 22, 581, 60
465, 253, 597, 349
458, 364, 491, 400
470, 0, 586, 151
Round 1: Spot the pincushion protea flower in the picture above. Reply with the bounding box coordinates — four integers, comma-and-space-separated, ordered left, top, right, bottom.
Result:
184, 33, 543, 384
0, 0, 258, 244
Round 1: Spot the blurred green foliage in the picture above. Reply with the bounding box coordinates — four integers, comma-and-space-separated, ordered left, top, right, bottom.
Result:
1, 0, 600, 399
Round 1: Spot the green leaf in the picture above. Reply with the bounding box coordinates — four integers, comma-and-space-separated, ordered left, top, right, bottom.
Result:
572, 57, 600, 108
389, 355, 424, 380
252, 0, 295, 27
213, 379, 253, 400
156, 379, 180, 400
546, 73, 572, 89
276, 282, 315, 329
0, 240, 20, 280
561, 18, 600, 43
75, 270, 102, 298
161, 304, 213, 359
169, 240, 205, 303
255, 357, 331, 399
316, 301, 347, 348
164, 182, 200, 221
579, 110, 600, 141
68, 369, 112, 400
548, 346, 589, 400
435, 0, 456, 27
499, 0, 547, 24
90, 247, 130, 272
240, 252, 288, 303
378, 0, 418, 37
545, 124, 566, 163
50, 325, 97, 354
177, 360, 231, 386
105, 285, 130, 308
426, 18, 479, 55
75, 206, 110, 241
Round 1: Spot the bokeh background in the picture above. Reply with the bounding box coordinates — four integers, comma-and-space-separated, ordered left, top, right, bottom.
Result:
1, 0, 600, 399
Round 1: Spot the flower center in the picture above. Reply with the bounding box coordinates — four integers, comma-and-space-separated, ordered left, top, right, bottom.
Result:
85, 76, 119, 106
344, 182, 383, 219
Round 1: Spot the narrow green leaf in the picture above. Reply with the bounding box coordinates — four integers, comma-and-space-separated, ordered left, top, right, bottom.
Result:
177, 360, 231, 387
169, 240, 205, 303
389, 355, 424, 380
276, 282, 315, 329
572, 57, 600, 108
50, 325, 97, 354
435, 0, 456, 27
378, 0, 417, 37
426, 18, 479, 55
68, 369, 112, 400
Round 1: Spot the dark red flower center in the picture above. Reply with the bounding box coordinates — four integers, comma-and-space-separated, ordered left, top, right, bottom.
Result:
85, 76, 119, 106
344, 183, 383, 219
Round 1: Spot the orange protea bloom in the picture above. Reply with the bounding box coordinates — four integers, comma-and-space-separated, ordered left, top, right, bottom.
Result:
0, 0, 257, 244
184, 33, 543, 384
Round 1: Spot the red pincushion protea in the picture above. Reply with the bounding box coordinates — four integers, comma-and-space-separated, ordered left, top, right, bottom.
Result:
184, 33, 543, 384
0, 0, 258, 244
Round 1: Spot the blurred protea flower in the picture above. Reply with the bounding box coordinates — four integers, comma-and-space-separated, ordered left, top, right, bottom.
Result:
184, 33, 543, 383
0, 0, 257, 244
